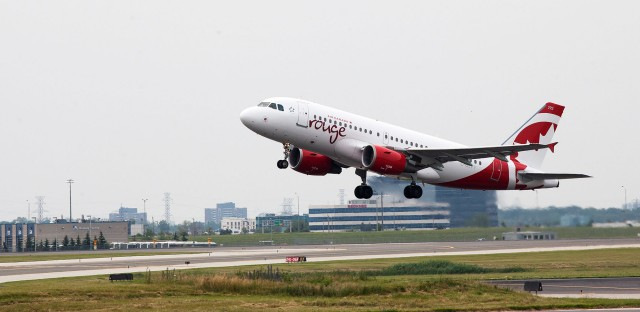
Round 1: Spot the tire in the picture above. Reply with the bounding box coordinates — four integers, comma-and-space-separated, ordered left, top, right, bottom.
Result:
354, 185, 363, 199
363, 186, 373, 199
404, 185, 413, 199
413, 185, 423, 199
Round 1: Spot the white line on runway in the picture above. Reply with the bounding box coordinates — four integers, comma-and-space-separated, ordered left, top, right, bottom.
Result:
1, 244, 639, 284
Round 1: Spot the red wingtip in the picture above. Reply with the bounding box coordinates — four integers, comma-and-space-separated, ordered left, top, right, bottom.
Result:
548, 142, 558, 153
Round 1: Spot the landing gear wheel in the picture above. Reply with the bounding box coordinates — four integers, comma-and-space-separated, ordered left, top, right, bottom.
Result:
354, 185, 374, 199
277, 143, 291, 169
277, 159, 289, 169
404, 184, 423, 199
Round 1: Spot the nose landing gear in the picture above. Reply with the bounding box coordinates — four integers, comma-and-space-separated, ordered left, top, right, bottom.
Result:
404, 182, 423, 199
277, 143, 291, 169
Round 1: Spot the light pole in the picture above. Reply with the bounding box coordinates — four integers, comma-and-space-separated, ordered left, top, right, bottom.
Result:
142, 198, 148, 223
294, 193, 300, 231
622, 186, 627, 209
66, 179, 74, 222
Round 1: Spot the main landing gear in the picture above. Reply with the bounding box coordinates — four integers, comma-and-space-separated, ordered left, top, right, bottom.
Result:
354, 169, 373, 199
277, 143, 291, 169
404, 182, 423, 199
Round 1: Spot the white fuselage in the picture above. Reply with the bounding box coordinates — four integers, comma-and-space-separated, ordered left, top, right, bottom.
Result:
240, 97, 549, 190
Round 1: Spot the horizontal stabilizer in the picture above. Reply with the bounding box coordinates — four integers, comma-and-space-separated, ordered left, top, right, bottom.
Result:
518, 173, 592, 180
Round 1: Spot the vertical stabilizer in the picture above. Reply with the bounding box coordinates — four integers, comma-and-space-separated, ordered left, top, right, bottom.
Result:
502, 103, 564, 169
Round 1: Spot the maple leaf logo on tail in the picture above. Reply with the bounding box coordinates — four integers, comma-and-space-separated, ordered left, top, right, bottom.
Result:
502, 103, 564, 169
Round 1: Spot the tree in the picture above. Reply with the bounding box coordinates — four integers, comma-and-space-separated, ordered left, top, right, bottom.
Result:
158, 220, 171, 234
69, 237, 75, 247
180, 230, 188, 241
83, 233, 91, 249
52, 238, 58, 251
219, 229, 232, 235
144, 228, 154, 240
38, 240, 44, 251
25, 237, 33, 250
62, 235, 69, 248
98, 231, 108, 249
44, 239, 50, 251
172, 232, 178, 240
76, 234, 82, 249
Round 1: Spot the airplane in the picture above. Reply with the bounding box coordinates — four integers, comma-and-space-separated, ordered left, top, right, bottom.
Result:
240, 98, 590, 199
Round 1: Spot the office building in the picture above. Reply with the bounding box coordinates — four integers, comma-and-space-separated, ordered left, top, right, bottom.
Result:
308, 199, 449, 232
108, 206, 147, 224
204, 202, 248, 224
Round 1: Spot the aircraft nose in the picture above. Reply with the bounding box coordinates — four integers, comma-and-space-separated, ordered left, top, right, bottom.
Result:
240, 107, 260, 130
240, 107, 254, 127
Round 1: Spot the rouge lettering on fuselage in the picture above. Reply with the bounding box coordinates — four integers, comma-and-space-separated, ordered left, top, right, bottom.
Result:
308, 119, 346, 144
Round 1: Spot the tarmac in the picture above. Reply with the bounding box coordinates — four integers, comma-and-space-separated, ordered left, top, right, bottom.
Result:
1, 238, 639, 292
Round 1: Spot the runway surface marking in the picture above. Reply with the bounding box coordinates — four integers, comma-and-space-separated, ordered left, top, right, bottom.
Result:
1, 243, 639, 284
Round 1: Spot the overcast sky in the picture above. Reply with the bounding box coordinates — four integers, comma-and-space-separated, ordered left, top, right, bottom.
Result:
1, 1, 638, 222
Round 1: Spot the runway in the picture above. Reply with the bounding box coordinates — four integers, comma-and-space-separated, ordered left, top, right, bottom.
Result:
1, 238, 639, 287
489, 277, 640, 299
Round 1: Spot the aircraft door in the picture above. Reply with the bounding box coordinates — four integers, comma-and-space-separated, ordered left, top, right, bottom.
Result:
490, 158, 502, 181
296, 102, 309, 127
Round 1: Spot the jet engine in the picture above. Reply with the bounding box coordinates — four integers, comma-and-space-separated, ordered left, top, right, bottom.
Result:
289, 147, 342, 176
361, 145, 407, 175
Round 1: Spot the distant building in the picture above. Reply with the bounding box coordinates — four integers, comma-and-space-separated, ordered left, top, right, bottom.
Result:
204, 202, 248, 225
308, 199, 449, 232
220, 217, 256, 234
502, 231, 556, 240
1, 222, 129, 252
256, 214, 308, 233
130, 224, 145, 236
108, 207, 147, 224
368, 176, 498, 228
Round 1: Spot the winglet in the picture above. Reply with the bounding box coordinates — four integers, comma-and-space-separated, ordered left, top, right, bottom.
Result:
548, 142, 558, 153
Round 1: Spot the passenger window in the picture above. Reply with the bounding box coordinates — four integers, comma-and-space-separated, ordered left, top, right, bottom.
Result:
269, 103, 277, 110
400, 139, 404, 143
369, 130, 372, 134
277, 104, 284, 111
395, 138, 398, 142
349, 125, 352, 129
384, 134, 388, 138
377, 133, 380, 137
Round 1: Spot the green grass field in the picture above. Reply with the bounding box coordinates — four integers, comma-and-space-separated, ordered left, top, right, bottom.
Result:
194, 226, 640, 247
1, 248, 639, 311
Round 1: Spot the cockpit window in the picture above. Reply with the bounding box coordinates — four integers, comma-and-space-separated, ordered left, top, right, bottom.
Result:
268, 103, 277, 110
277, 104, 284, 111
258, 102, 270, 107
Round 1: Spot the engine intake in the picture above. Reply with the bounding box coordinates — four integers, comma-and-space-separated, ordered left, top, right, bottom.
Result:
362, 145, 407, 175
289, 148, 342, 176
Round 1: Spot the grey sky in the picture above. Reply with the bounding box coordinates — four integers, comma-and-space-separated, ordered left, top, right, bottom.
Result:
1, 1, 638, 222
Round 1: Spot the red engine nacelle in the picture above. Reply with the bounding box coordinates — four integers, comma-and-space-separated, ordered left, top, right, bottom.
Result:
362, 145, 407, 175
289, 148, 342, 176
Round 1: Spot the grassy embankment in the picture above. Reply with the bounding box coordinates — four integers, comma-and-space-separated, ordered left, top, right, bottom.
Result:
194, 226, 640, 246
1, 248, 639, 311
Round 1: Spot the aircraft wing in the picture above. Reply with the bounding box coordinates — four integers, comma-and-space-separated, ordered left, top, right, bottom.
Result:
518, 173, 592, 180
403, 143, 552, 169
